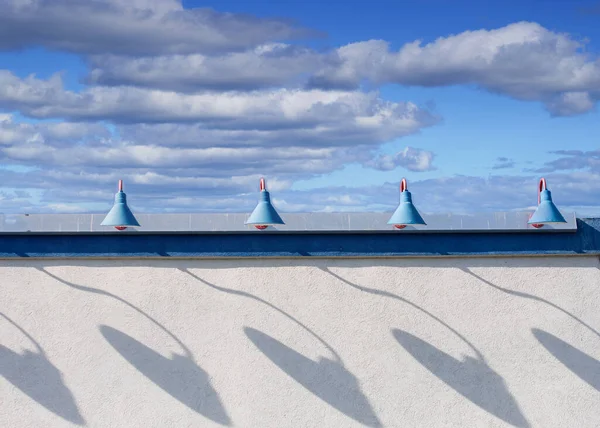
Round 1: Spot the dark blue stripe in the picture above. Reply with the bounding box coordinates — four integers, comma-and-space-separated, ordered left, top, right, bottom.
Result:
0, 218, 598, 258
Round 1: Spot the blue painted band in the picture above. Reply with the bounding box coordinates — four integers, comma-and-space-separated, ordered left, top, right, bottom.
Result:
0, 218, 598, 259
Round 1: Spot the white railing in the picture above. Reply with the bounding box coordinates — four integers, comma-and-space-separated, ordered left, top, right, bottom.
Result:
0, 211, 577, 232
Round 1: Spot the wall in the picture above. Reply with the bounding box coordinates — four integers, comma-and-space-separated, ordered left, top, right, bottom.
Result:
1, 256, 599, 427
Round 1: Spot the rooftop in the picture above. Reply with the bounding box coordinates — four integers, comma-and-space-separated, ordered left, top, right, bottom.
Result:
0, 212, 597, 259
0, 211, 578, 233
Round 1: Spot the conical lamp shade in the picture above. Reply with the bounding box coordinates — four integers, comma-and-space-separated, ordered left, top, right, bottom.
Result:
101, 182, 140, 228
528, 189, 566, 224
388, 189, 426, 226
246, 190, 284, 226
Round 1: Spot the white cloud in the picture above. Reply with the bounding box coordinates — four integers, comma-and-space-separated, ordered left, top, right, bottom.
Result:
0, 108, 434, 212
0, 71, 438, 183
0, 0, 310, 55
0, 71, 438, 131
310, 22, 600, 115
1, 140, 341, 170
87, 44, 326, 91
80, 21, 600, 115
365, 147, 435, 172
0, 114, 108, 145
545, 91, 596, 116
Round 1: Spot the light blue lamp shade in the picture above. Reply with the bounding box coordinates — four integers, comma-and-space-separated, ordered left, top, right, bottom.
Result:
388, 190, 426, 226
528, 188, 566, 225
245, 179, 284, 227
101, 181, 140, 229
388, 179, 426, 228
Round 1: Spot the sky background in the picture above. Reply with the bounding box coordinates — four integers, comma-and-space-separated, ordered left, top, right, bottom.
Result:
0, 0, 599, 216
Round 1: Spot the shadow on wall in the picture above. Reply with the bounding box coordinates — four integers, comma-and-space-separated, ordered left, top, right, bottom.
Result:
461, 268, 600, 340
179, 268, 382, 428
0, 312, 85, 425
460, 269, 600, 404
244, 327, 382, 428
532, 329, 600, 392
392, 330, 530, 428
320, 267, 530, 428
37, 268, 231, 426
99, 326, 230, 425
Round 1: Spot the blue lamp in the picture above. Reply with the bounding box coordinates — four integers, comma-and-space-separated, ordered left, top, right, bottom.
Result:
245, 178, 284, 229
388, 178, 426, 229
101, 180, 140, 230
528, 178, 566, 228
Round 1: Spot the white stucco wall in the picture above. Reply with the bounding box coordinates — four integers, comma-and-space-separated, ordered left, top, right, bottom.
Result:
1, 256, 599, 428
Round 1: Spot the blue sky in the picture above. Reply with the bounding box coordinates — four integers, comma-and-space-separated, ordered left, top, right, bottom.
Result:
0, 0, 599, 215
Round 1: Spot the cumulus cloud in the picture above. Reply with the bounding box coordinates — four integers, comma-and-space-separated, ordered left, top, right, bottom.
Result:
0, 140, 371, 179
116, 117, 433, 149
0, 114, 108, 146
0, 71, 439, 130
0, 105, 434, 212
365, 147, 435, 172
0, 71, 439, 185
0, 0, 311, 55
0, 117, 344, 180
80, 20, 600, 115
310, 22, 600, 115
545, 92, 596, 116
86, 44, 326, 91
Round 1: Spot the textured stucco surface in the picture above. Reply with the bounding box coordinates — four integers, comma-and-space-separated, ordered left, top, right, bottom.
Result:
1, 257, 599, 427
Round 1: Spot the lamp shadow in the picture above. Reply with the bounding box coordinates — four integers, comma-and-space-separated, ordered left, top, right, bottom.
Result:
461, 268, 600, 339
532, 328, 600, 392
319, 267, 483, 359
100, 325, 231, 425
244, 327, 382, 427
0, 312, 85, 425
38, 268, 230, 425
393, 329, 530, 428
320, 267, 529, 428
179, 268, 381, 427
